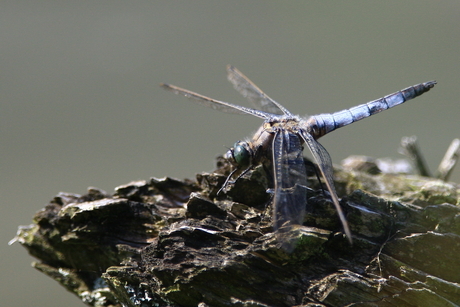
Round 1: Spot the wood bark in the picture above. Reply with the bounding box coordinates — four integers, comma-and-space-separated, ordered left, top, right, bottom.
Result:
13, 156, 460, 307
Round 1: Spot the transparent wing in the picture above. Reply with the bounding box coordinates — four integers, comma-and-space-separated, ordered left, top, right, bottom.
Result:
226, 65, 292, 116
161, 83, 271, 119
299, 129, 352, 243
272, 129, 307, 230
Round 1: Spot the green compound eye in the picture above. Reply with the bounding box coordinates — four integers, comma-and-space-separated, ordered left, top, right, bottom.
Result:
232, 141, 251, 167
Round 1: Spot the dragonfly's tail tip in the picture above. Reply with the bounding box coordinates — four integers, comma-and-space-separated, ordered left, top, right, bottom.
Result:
426, 80, 437, 88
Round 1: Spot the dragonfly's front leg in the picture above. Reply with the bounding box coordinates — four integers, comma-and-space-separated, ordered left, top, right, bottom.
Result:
217, 165, 254, 195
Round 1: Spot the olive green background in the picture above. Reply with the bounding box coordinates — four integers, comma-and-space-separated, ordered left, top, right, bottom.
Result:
2, 2, 459, 306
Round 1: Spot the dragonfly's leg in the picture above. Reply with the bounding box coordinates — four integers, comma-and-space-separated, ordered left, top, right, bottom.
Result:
217, 165, 254, 195
234, 165, 254, 180
294, 183, 315, 194
304, 158, 327, 197
217, 168, 239, 195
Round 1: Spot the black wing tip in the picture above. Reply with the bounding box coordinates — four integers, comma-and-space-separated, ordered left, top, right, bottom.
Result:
160, 83, 177, 92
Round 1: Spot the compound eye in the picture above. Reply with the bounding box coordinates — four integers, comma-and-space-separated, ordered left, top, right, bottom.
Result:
232, 141, 251, 167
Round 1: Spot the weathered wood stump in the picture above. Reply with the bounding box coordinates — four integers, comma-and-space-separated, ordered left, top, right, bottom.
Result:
13, 156, 460, 306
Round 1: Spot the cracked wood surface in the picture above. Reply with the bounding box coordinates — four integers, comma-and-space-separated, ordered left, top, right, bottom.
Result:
13, 156, 460, 307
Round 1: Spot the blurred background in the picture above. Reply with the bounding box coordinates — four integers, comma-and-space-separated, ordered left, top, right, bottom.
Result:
2, 2, 459, 306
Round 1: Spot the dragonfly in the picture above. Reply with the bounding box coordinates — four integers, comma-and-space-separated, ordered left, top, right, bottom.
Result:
161, 65, 436, 243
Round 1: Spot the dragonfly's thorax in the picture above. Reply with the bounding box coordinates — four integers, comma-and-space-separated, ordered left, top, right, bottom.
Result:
243, 116, 304, 169
264, 116, 301, 133
250, 117, 301, 151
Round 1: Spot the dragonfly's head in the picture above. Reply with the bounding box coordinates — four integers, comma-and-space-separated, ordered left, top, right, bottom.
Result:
225, 141, 253, 169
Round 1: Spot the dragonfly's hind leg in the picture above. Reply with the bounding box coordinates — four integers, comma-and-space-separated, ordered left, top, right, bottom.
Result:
304, 158, 327, 198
